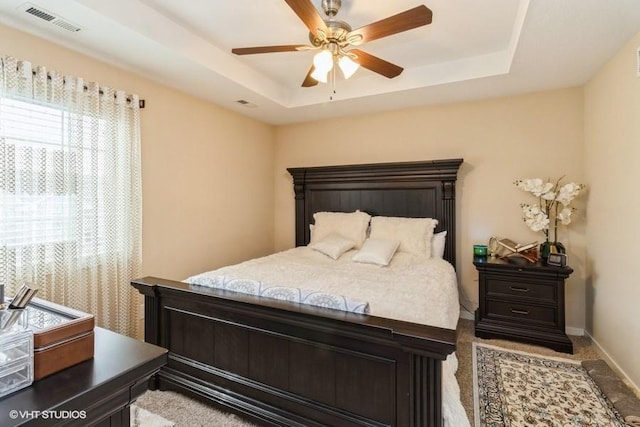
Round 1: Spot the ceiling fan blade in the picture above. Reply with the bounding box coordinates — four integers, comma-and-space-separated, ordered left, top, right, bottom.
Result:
302, 66, 319, 87
232, 45, 309, 55
284, 0, 328, 36
349, 5, 433, 43
350, 49, 403, 79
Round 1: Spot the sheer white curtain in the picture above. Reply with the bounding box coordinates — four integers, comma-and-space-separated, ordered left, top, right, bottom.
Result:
0, 56, 142, 337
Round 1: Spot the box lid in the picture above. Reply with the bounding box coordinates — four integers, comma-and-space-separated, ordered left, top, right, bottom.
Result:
20, 299, 94, 349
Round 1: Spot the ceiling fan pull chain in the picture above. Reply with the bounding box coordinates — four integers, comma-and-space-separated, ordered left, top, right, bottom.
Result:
330, 63, 336, 100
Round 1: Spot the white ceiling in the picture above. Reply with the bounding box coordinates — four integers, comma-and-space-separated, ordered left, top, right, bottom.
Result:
0, 0, 639, 125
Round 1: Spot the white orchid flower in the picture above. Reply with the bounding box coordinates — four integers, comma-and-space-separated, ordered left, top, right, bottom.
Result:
522, 204, 549, 232
525, 215, 549, 232
541, 191, 556, 201
557, 182, 583, 206
515, 177, 584, 240
520, 178, 542, 193
532, 182, 554, 198
558, 207, 573, 225
561, 182, 580, 195
529, 205, 541, 215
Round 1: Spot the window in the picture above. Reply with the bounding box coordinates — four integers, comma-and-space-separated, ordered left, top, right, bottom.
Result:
0, 96, 106, 257
0, 56, 142, 337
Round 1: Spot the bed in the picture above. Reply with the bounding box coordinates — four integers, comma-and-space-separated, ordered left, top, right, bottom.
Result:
132, 158, 465, 427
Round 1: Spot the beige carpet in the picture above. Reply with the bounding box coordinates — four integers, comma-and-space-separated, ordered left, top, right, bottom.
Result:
133, 319, 606, 426
130, 404, 175, 427
134, 390, 257, 427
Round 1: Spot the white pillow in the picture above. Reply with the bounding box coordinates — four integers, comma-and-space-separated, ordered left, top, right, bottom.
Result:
431, 230, 447, 259
309, 233, 356, 260
310, 211, 371, 248
352, 238, 400, 266
369, 216, 438, 257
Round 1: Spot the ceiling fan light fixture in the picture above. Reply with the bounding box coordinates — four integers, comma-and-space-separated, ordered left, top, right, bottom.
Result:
310, 66, 330, 83
310, 68, 330, 83
312, 49, 333, 72
311, 49, 334, 82
338, 55, 359, 79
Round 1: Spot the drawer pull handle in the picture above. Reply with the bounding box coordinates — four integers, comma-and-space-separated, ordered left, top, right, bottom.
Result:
510, 286, 530, 293
511, 309, 530, 315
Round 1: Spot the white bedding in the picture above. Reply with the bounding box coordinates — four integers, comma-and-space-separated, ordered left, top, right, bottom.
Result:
189, 247, 470, 427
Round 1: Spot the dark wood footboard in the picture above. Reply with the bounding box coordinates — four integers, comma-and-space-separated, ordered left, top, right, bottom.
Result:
132, 277, 456, 427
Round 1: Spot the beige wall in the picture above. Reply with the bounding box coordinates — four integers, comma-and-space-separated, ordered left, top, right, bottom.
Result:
584, 32, 640, 389
274, 88, 587, 330
0, 24, 277, 281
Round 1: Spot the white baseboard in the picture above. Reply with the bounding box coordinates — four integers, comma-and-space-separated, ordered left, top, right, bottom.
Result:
566, 326, 584, 336
459, 306, 474, 320
585, 330, 640, 398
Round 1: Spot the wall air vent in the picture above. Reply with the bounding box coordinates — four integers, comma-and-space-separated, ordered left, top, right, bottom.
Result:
20, 3, 82, 32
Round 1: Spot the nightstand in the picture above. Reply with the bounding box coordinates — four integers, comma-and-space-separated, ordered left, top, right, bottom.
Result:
474, 257, 574, 353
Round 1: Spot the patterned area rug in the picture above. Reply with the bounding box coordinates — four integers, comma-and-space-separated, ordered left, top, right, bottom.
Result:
130, 404, 175, 427
473, 343, 628, 426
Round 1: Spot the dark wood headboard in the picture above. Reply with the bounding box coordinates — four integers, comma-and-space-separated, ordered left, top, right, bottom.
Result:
287, 158, 463, 267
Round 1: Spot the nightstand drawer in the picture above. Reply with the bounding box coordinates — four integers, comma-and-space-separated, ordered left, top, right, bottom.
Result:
486, 278, 555, 302
485, 300, 557, 328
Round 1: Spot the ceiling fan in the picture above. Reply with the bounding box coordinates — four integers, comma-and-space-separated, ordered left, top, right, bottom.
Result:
231, 0, 433, 87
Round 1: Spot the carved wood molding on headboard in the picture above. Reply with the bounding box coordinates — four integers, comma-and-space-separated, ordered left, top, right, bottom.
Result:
287, 159, 463, 267
288, 159, 463, 184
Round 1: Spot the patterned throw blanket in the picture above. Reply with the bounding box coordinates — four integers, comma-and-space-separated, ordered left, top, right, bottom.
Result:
187, 275, 370, 314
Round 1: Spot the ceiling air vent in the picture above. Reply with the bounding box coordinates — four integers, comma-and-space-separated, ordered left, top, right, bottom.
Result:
51, 19, 81, 33
25, 6, 55, 21
20, 3, 82, 32
235, 99, 258, 108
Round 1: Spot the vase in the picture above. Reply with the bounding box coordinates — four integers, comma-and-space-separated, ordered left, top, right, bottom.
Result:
540, 241, 566, 263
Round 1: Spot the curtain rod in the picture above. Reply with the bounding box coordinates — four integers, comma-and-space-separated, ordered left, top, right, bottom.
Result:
31, 70, 146, 109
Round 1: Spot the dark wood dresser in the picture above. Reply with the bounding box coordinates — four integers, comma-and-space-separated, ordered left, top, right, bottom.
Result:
474, 257, 574, 353
0, 327, 167, 426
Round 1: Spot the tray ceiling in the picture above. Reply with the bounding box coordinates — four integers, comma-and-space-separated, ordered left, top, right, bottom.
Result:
0, 0, 639, 124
